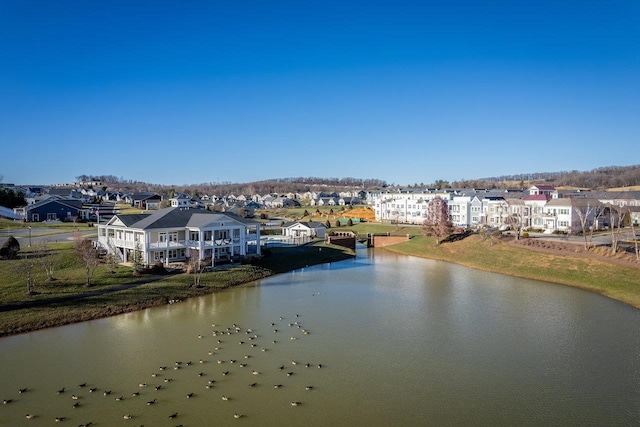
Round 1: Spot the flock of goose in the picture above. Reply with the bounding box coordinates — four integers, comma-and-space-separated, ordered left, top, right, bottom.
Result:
2, 313, 325, 425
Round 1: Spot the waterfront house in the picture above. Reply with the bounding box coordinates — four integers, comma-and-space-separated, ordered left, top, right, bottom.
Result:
282, 221, 326, 239
97, 207, 261, 267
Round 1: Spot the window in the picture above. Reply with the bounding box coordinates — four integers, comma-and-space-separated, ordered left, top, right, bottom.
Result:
47, 213, 57, 221
190, 231, 199, 241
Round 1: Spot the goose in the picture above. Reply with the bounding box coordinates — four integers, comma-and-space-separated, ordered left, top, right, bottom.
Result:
208, 379, 216, 384
186, 361, 193, 366
155, 385, 162, 391
115, 395, 124, 401
25, 414, 34, 419
56, 387, 65, 394
305, 363, 311, 368
139, 383, 148, 387
286, 372, 294, 377
305, 386, 314, 390
248, 383, 257, 388
234, 413, 243, 419
239, 363, 247, 368
198, 372, 205, 377
291, 401, 301, 406
199, 359, 205, 364
131, 392, 140, 397
71, 394, 79, 400
88, 387, 97, 393
55, 417, 66, 422
221, 395, 229, 401
72, 402, 80, 408
164, 378, 173, 383
278, 365, 285, 370
146, 398, 157, 405
186, 393, 194, 398
222, 371, 230, 376
169, 412, 178, 419
123, 414, 133, 420
151, 373, 159, 377
273, 384, 283, 389
229, 360, 237, 364
317, 364, 323, 369
291, 360, 298, 365
78, 383, 87, 388
252, 370, 260, 375
103, 390, 111, 396
159, 366, 168, 371
18, 388, 28, 394
3, 399, 13, 404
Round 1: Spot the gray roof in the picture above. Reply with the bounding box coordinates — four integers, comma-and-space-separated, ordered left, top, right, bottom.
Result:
116, 207, 257, 230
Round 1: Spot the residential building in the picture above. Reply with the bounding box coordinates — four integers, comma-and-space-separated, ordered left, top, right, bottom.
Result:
98, 207, 261, 267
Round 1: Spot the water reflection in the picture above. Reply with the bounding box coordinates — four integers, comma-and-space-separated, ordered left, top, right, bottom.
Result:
0, 248, 639, 426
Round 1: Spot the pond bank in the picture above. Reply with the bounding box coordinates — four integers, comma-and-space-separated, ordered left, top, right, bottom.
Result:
382, 234, 640, 310
0, 241, 355, 337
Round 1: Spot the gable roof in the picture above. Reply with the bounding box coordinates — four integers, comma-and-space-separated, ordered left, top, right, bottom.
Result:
110, 207, 255, 230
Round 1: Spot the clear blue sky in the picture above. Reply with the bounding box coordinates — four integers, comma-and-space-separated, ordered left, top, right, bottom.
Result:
2, 0, 639, 186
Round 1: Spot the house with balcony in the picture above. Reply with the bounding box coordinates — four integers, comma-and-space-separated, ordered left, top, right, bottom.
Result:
97, 207, 261, 267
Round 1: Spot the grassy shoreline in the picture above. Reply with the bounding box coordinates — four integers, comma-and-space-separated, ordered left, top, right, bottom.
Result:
381, 234, 640, 310
0, 241, 355, 337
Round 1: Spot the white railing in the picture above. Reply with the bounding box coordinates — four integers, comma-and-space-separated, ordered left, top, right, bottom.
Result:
148, 240, 186, 249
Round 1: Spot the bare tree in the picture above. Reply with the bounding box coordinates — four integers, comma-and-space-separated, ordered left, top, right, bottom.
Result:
12, 252, 38, 295
609, 205, 625, 254
106, 239, 119, 273
505, 201, 527, 241
35, 239, 58, 281
75, 237, 100, 287
187, 249, 204, 288
573, 202, 596, 250
422, 197, 453, 244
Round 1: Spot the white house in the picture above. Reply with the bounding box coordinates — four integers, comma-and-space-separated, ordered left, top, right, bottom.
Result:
282, 222, 326, 239
98, 207, 261, 267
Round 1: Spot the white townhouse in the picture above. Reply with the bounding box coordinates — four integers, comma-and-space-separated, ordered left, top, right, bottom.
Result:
372, 190, 451, 224
448, 196, 471, 228
543, 198, 580, 232
98, 207, 261, 267
483, 196, 510, 228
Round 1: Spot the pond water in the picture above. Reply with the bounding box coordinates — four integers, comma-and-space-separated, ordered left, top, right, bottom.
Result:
0, 245, 639, 426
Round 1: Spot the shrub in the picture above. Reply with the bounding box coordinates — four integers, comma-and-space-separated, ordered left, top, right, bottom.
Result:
0, 236, 20, 259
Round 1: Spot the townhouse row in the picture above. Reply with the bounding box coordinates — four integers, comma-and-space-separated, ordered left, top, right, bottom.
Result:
368, 186, 640, 233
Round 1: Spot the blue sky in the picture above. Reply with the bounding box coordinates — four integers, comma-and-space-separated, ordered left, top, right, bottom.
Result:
2, 0, 639, 186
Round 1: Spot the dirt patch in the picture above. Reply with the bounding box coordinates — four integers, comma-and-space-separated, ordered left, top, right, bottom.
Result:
510, 237, 640, 270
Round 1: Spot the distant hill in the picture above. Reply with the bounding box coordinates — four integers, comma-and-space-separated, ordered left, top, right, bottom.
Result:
453, 165, 640, 190
75, 165, 640, 195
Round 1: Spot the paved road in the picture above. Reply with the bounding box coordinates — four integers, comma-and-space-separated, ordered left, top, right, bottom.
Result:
0, 226, 96, 247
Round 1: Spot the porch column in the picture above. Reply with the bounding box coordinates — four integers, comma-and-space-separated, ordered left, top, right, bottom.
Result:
256, 224, 261, 255
199, 230, 205, 260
